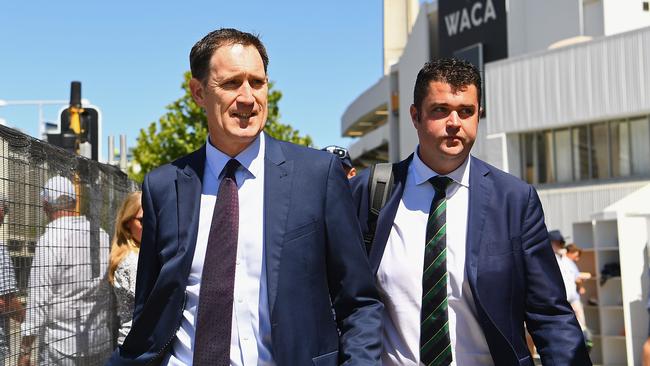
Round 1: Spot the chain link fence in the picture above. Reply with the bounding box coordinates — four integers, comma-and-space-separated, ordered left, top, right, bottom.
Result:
0, 125, 138, 365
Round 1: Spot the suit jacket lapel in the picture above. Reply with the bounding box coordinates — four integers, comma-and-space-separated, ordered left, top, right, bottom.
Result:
466, 157, 492, 293
263, 134, 292, 315
369, 155, 412, 274
176, 146, 206, 265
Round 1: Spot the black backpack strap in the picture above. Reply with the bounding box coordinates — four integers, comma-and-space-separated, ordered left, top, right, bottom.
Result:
363, 163, 394, 254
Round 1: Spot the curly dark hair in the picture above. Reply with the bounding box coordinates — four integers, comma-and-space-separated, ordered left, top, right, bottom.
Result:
413, 58, 482, 112
190, 28, 269, 83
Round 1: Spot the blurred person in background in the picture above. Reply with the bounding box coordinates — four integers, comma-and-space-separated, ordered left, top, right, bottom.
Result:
644, 242, 650, 366
550, 233, 582, 320
565, 243, 592, 348
551, 231, 592, 350
549, 231, 580, 314
19, 176, 111, 366
0, 195, 24, 363
108, 191, 142, 346
321, 145, 357, 179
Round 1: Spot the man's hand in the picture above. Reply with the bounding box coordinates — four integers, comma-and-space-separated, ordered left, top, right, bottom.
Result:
19, 335, 36, 366
0, 293, 24, 322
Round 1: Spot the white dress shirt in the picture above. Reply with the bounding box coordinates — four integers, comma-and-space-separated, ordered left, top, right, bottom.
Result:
165, 133, 275, 366
21, 215, 111, 357
557, 253, 580, 303
377, 150, 493, 366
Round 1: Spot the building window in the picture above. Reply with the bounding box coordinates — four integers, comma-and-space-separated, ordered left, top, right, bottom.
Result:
610, 120, 631, 177
520, 115, 650, 184
644, 1, 649, 11
630, 117, 650, 175
522, 134, 535, 183
537, 131, 555, 183
590, 123, 609, 179
555, 129, 572, 182
572, 126, 590, 180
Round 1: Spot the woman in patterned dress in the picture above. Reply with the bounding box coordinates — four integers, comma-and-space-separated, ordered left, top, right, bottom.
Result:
108, 191, 142, 345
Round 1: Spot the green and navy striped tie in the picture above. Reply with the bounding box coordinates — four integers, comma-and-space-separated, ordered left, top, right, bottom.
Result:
420, 176, 453, 366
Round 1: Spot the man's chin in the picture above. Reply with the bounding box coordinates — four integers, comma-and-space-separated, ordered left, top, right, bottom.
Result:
440, 148, 470, 161
231, 128, 263, 141
440, 145, 465, 155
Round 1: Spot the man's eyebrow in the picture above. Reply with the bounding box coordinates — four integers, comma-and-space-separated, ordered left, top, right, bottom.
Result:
429, 102, 475, 108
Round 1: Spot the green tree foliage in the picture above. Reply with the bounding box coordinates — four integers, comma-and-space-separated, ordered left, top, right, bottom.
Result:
129, 71, 313, 182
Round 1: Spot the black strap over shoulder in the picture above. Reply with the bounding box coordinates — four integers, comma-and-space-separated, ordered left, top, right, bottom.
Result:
363, 163, 394, 254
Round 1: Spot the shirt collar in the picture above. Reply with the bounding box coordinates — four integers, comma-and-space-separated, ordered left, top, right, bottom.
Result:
205, 132, 265, 181
411, 146, 471, 188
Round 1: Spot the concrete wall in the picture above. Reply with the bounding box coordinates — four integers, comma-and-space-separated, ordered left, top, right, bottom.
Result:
341, 75, 390, 135
603, 0, 650, 36
396, 2, 433, 160
348, 123, 390, 162
384, 0, 420, 74
388, 70, 401, 162
507, 0, 583, 57
583, 0, 605, 37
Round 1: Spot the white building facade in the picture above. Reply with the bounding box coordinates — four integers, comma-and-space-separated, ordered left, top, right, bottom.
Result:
342, 1, 650, 364
343, 0, 650, 237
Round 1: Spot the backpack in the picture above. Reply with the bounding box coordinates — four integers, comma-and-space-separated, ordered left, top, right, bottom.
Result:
363, 163, 394, 254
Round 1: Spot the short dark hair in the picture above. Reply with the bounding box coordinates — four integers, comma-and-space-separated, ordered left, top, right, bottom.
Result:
413, 58, 482, 112
190, 28, 269, 83
565, 243, 582, 255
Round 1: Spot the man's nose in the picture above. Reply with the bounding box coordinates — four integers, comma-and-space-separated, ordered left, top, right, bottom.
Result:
447, 111, 461, 127
237, 82, 255, 105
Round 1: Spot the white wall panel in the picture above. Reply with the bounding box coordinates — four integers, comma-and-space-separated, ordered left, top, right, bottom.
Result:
603, 0, 650, 36
537, 180, 649, 240
486, 26, 650, 135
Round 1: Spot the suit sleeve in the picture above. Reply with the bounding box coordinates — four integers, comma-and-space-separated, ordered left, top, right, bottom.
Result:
131, 173, 161, 326
349, 170, 371, 238
324, 157, 383, 365
522, 186, 591, 365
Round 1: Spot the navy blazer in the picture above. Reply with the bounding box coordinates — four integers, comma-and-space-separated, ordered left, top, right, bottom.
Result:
108, 134, 383, 365
350, 155, 591, 366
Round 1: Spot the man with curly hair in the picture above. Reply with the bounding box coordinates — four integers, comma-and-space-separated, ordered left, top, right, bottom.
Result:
351, 58, 591, 366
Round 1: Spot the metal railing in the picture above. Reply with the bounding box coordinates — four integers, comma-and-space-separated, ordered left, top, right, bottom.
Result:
0, 125, 137, 365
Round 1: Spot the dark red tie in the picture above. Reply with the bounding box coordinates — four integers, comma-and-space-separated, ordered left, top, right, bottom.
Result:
193, 158, 240, 366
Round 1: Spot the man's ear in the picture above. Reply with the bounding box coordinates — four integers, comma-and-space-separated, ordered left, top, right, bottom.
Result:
189, 78, 205, 107
410, 104, 419, 127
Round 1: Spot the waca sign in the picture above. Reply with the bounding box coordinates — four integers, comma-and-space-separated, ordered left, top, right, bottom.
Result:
444, 0, 498, 37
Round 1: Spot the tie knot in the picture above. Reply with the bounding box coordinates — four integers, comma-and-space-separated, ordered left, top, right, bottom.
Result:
428, 176, 452, 193
222, 159, 240, 179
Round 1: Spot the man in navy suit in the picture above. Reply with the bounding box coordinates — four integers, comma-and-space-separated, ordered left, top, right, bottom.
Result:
350, 58, 590, 365
109, 28, 382, 365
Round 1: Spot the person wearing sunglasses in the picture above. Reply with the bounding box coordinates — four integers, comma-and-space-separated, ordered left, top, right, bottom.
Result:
108, 191, 143, 346
321, 145, 357, 179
